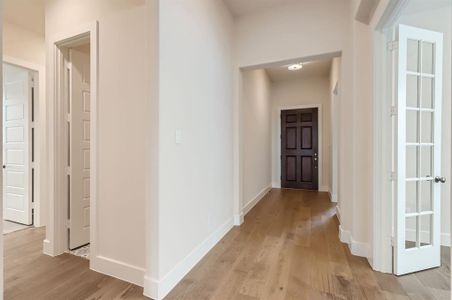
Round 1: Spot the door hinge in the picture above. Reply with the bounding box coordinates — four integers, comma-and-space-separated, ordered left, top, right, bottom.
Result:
390, 172, 397, 181
66, 62, 72, 71
66, 219, 71, 228
390, 106, 397, 116
387, 41, 398, 51
66, 166, 71, 175
391, 236, 395, 246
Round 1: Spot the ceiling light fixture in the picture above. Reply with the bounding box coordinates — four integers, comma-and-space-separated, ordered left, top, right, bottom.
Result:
288, 63, 303, 71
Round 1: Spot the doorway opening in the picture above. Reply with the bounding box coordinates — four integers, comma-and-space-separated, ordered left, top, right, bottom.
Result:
60, 37, 91, 258
235, 52, 341, 225
2, 63, 38, 234
47, 23, 98, 263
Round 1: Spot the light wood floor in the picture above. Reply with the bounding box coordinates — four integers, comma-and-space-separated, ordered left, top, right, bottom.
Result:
4, 227, 147, 299
167, 189, 451, 300
4, 189, 451, 299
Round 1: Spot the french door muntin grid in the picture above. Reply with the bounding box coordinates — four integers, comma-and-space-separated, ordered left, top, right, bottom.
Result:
404, 37, 435, 250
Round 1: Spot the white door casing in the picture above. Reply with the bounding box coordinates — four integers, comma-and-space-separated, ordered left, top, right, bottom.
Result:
3, 64, 33, 225
395, 24, 444, 275
69, 48, 91, 250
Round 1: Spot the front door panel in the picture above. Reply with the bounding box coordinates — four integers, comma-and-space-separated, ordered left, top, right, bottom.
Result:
281, 108, 319, 190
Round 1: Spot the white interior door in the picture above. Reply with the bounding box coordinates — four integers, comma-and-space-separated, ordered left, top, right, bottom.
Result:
395, 25, 444, 275
3, 64, 32, 225
69, 48, 91, 250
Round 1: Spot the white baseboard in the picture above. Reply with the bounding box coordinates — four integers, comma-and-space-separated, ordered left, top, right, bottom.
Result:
406, 229, 451, 247
339, 225, 350, 244
339, 225, 369, 258
42, 239, 54, 256
336, 205, 342, 224
272, 182, 281, 188
91, 255, 145, 287
319, 186, 329, 193
233, 213, 244, 226
144, 217, 234, 300
242, 185, 272, 217
331, 193, 338, 203
350, 237, 370, 257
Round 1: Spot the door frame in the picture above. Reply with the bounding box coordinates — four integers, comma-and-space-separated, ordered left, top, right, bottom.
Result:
233, 52, 341, 225
372, 0, 414, 273
2, 58, 41, 226
276, 104, 324, 192
45, 22, 98, 269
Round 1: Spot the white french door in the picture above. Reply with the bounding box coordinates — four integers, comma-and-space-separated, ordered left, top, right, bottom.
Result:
395, 25, 444, 275
3, 64, 33, 225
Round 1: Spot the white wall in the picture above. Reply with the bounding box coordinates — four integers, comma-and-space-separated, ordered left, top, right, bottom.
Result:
146, 0, 234, 298
398, 6, 452, 246
3, 22, 45, 66
351, 17, 374, 250
45, 0, 148, 284
242, 69, 272, 212
270, 76, 332, 192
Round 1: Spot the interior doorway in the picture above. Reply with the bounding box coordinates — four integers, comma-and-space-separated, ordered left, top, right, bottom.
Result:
281, 108, 319, 190
2, 63, 38, 233
48, 30, 97, 259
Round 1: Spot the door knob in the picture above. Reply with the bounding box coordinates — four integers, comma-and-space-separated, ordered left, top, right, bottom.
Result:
434, 176, 446, 183
2, 165, 5, 169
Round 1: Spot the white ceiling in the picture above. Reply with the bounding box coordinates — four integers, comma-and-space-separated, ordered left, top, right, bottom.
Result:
3, 0, 45, 35
265, 59, 332, 83
223, 0, 299, 16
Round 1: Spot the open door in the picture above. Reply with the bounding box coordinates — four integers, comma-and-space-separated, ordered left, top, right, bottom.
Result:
395, 25, 444, 275
68, 48, 91, 250
3, 64, 33, 225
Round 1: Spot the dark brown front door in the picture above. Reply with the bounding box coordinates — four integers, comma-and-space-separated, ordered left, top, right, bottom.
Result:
281, 108, 319, 190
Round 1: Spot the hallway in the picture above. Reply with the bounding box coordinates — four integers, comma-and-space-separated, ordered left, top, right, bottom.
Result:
167, 189, 451, 300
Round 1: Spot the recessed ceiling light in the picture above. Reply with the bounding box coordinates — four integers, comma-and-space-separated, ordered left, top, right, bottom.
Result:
288, 63, 303, 71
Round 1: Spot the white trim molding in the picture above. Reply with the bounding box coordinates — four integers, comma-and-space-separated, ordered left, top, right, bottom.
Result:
144, 218, 234, 300
234, 185, 271, 226
47, 20, 101, 273
242, 185, 272, 217
336, 205, 342, 224
339, 225, 370, 258
91, 256, 145, 287
331, 193, 338, 203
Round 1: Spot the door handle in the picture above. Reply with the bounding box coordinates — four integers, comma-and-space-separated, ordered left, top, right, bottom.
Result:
2, 165, 5, 169
434, 176, 446, 183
